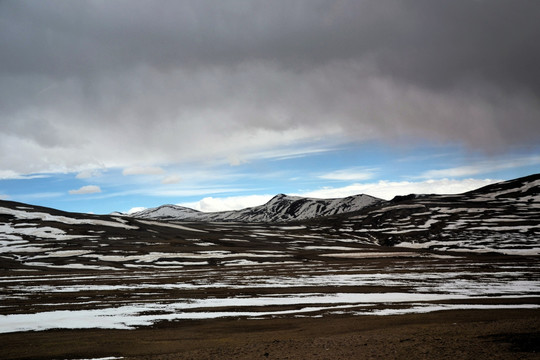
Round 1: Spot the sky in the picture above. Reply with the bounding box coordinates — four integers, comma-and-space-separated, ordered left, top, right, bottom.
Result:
1, 0, 539, 214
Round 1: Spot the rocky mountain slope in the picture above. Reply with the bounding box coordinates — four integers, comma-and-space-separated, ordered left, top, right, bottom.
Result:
131, 193, 382, 222
127, 174, 540, 255
315, 173, 540, 255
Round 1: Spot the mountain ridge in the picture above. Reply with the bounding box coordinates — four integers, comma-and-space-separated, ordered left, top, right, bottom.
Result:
0, 173, 538, 259
312, 173, 540, 253
129, 193, 382, 222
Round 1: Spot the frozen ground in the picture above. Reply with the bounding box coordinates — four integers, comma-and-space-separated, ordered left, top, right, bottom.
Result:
1, 254, 538, 333
0, 175, 539, 334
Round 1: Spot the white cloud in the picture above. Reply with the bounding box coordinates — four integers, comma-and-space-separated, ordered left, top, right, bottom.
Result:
68, 185, 102, 195
227, 155, 246, 166
0, 194, 9, 200
0, 170, 50, 180
161, 175, 182, 184
318, 168, 376, 181
0, 170, 23, 180
417, 155, 540, 179
122, 166, 165, 176
76, 169, 103, 179
295, 178, 500, 200
127, 206, 146, 214
179, 194, 273, 212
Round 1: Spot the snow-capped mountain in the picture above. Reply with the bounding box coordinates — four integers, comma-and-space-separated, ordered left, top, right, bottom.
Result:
130, 193, 382, 222
1, 174, 538, 263
130, 204, 202, 220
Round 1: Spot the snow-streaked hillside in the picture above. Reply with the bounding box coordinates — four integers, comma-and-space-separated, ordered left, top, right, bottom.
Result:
319, 173, 540, 255
0, 175, 539, 336
1, 174, 538, 259
130, 193, 382, 222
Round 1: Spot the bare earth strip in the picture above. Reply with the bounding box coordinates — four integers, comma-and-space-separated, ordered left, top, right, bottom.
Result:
0, 309, 539, 359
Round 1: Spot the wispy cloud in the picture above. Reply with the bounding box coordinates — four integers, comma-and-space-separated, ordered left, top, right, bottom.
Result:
223, 142, 339, 165
66, 183, 254, 202
0, 171, 50, 180
68, 185, 102, 195
160, 175, 182, 185
150, 187, 250, 198
122, 166, 165, 176
318, 167, 376, 181
258, 146, 338, 162
16, 192, 64, 200
397, 152, 452, 163
76, 169, 103, 179
417, 155, 540, 179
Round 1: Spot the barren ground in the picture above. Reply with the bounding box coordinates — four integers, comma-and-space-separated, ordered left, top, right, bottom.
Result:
1, 309, 539, 359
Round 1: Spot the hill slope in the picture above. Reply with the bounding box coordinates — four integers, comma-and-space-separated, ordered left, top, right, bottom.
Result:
0, 174, 538, 343
317, 173, 540, 254
0, 174, 538, 264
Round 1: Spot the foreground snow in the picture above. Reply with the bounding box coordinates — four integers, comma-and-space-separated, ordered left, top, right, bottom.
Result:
1, 257, 538, 333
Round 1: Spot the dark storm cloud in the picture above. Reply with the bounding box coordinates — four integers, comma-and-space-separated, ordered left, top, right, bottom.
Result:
1, 0, 539, 175
2, 0, 538, 93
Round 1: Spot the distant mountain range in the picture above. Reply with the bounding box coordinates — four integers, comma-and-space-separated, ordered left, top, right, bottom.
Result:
130, 193, 382, 222
0, 174, 538, 263
1, 174, 538, 339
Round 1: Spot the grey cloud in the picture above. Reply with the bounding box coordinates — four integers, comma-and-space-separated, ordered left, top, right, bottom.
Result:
68, 185, 101, 195
1, 0, 539, 175
2, 1, 538, 93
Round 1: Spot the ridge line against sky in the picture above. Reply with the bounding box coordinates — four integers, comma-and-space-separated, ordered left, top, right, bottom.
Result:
1, 1, 539, 214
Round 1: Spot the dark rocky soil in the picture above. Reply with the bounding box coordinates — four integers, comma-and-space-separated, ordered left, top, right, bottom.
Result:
1, 309, 539, 359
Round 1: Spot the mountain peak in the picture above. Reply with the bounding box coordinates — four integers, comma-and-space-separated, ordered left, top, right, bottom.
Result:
130, 203, 201, 220
131, 193, 382, 222
267, 193, 303, 203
